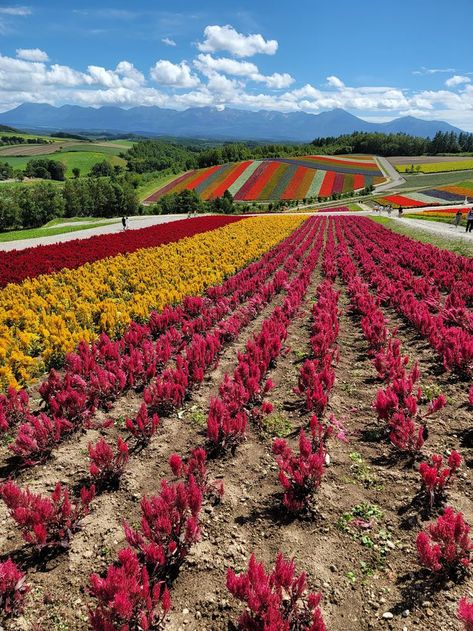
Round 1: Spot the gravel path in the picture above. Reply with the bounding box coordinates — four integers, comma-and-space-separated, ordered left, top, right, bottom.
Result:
0, 214, 194, 252
390, 216, 473, 240
374, 156, 406, 191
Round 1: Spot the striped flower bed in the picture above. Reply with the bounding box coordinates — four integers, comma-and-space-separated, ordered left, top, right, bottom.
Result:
145, 155, 386, 202
375, 179, 473, 208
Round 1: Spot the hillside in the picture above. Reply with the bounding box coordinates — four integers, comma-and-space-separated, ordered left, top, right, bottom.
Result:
145, 155, 385, 202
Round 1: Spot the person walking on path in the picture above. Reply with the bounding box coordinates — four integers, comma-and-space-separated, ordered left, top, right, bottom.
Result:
121, 216, 126, 231
454, 210, 462, 229
466, 207, 473, 233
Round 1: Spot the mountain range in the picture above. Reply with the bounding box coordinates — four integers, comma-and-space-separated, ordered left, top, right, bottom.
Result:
0, 103, 463, 142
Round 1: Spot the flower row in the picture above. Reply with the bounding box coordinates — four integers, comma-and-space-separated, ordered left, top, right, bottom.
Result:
0, 216, 304, 389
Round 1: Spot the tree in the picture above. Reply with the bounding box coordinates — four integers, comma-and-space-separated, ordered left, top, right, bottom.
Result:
72, 167, 81, 179
0, 162, 13, 181
89, 160, 114, 177
0, 194, 20, 231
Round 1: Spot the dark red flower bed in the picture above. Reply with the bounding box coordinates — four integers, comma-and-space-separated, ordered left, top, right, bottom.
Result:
0, 216, 244, 288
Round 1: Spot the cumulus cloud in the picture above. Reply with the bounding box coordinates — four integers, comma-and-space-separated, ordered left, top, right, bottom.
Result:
150, 60, 200, 88
445, 74, 471, 87
194, 54, 294, 88
161, 37, 176, 47
326, 75, 345, 89
16, 48, 49, 62
198, 25, 278, 57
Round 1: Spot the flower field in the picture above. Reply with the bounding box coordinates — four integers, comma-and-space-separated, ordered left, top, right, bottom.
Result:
145, 155, 386, 202
376, 180, 473, 208
0, 215, 471, 631
396, 160, 473, 173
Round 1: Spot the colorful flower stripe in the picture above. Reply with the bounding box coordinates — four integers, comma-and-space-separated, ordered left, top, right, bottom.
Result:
407, 192, 443, 205
353, 174, 365, 190
208, 160, 253, 199
258, 163, 287, 200
269, 163, 297, 200
0, 216, 304, 389
281, 166, 308, 200
186, 164, 221, 191
420, 208, 469, 215
306, 170, 325, 197
146, 155, 385, 202
243, 161, 281, 200
332, 172, 345, 194
319, 171, 336, 197
421, 189, 464, 202
144, 170, 196, 202
442, 185, 473, 197
233, 162, 268, 200
195, 163, 234, 198
380, 195, 429, 208
342, 174, 354, 193
297, 167, 315, 199
227, 160, 262, 196
0, 216, 242, 289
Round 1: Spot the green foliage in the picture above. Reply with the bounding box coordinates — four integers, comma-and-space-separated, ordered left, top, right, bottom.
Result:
25, 158, 66, 181
260, 411, 293, 438
0, 161, 13, 180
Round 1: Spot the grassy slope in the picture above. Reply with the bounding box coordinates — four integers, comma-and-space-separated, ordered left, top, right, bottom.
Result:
2, 150, 126, 176
137, 171, 182, 201
403, 213, 467, 227
370, 216, 473, 256
0, 219, 120, 243
398, 170, 473, 190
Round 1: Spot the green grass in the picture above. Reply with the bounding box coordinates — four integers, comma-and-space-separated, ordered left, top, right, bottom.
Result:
138, 172, 182, 201
0, 220, 120, 242
398, 170, 473, 190
2, 149, 127, 177
370, 216, 473, 257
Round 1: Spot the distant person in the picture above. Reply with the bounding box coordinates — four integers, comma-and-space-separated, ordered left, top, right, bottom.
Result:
454, 210, 462, 229
121, 216, 126, 231
398, 206, 403, 217
467, 207, 473, 233
387, 206, 392, 216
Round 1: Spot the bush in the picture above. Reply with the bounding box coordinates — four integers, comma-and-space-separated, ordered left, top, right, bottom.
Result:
0, 558, 28, 617
227, 552, 326, 631
416, 506, 472, 574
458, 597, 473, 630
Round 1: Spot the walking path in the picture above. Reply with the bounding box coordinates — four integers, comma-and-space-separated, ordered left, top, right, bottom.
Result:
374, 156, 406, 191
390, 216, 473, 241
0, 214, 192, 252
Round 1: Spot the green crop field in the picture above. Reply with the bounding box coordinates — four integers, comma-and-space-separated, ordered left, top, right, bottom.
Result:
398, 170, 473, 190
2, 149, 127, 176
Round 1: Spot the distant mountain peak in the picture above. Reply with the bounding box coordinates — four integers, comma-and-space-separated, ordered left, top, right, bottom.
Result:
0, 103, 463, 141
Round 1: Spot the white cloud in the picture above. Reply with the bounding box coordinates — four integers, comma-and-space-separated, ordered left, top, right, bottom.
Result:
413, 66, 456, 75
162, 37, 176, 47
326, 75, 344, 89
445, 74, 471, 87
198, 25, 278, 57
16, 48, 49, 62
0, 6, 31, 16
194, 54, 294, 89
150, 60, 200, 88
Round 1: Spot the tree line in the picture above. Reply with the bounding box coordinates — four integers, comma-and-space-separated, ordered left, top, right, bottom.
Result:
0, 176, 140, 231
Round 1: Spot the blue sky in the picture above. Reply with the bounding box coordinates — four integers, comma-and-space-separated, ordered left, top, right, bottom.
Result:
1, 0, 473, 130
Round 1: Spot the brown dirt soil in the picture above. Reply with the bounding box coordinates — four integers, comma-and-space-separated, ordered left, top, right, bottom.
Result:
1, 227, 472, 631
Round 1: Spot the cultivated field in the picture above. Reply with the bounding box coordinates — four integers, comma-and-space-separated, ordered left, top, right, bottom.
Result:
0, 215, 471, 631
145, 156, 386, 202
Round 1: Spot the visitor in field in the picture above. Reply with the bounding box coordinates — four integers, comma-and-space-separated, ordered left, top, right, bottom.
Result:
398, 206, 403, 217
454, 210, 462, 229
467, 207, 473, 233
121, 216, 126, 231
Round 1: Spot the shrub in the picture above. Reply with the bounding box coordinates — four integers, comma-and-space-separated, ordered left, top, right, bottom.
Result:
206, 397, 247, 454
89, 437, 129, 489
124, 477, 202, 578
9, 414, 74, 465
125, 403, 160, 446
272, 429, 325, 513
0, 480, 95, 550
0, 558, 28, 616
227, 552, 326, 631
169, 447, 224, 501
0, 387, 30, 433
419, 451, 461, 507
416, 506, 472, 574
89, 547, 171, 631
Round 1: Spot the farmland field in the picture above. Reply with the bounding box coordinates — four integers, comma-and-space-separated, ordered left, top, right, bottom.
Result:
1, 149, 127, 176
396, 159, 473, 173
0, 214, 471, 631
145, 155, 386, 202
375, 179, 473, 207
